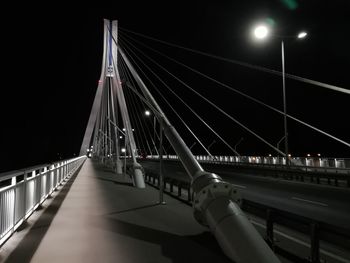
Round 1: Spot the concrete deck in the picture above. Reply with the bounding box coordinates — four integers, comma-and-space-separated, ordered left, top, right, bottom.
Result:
1, 159, 231, 263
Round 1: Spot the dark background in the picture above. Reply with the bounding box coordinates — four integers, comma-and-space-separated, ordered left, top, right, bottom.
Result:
1, 1, 349, 172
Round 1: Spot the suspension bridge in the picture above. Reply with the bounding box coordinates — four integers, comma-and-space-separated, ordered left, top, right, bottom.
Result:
1, 20, 349, 263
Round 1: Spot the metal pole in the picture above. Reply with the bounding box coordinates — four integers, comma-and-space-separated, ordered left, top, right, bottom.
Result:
234, 137, 244, 152
207, 140, 216, 151
153, 116, 156, 154
189, 142, 197, 150
276, 135, 286, 160
124, 136, 127, 177
159, 120, 165, 204
282, 41, 289, 166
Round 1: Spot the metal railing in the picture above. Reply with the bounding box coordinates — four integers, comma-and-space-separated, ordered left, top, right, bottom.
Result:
146, 155, 350, 173
0, 156, 86, 246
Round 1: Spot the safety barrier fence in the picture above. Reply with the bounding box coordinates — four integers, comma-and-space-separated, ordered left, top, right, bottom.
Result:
144, 171, 350, 263
147, 155, 350, 170
0, 156, 86, 246
144, 155, 350, 187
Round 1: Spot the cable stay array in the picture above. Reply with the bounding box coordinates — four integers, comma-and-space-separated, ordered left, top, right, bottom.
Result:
115, 29, 350, 155
120, 27, 350, 96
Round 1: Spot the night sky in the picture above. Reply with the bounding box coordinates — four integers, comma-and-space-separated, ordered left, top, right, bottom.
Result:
1, 1, 349, 172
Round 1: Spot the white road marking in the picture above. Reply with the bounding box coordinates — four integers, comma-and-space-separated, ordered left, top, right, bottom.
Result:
251, 220, 350, 263
231, 183, 247, 189
291, 197, 328, 207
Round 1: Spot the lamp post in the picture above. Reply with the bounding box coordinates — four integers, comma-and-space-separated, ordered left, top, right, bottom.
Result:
253, 24, 307, 166
208, 140, 216, 151
190, 142, 197, 150
145, 110, 156, 155
234, 137, 244, 152
276, 135, 286, 154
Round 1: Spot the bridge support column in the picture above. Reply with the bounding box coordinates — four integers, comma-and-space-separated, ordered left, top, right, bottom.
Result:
115, 158, 123, 174
192, 171, 280, 263
132, 162, 145, 188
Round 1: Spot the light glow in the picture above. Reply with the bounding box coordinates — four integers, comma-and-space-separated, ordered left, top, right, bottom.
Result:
297, 31, 307, 39
121, 148, 126, 153
254, 25, 269, 39
145, 110, 151, 116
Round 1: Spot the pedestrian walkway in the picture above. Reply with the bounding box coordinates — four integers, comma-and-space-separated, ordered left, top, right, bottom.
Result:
2, 159, 230, 263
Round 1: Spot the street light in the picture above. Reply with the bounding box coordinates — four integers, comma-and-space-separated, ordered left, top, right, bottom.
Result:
253, 24, 307, 165
297, 31, 307, 39
254, 25, 269, 39
145, 110, 156, 153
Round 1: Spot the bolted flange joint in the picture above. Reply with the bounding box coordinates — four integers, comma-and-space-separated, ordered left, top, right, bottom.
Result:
192, 171, 242, 226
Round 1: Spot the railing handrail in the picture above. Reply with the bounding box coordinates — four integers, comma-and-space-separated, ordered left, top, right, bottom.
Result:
0, 155, 86, 247
143, 155, 350, 171
0, 156, 86, 183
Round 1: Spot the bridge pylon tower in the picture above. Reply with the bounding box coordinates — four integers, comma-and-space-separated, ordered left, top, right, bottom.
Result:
80, 20, 145, 188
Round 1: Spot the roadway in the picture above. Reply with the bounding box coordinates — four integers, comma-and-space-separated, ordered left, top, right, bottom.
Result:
139, 159, 350, 230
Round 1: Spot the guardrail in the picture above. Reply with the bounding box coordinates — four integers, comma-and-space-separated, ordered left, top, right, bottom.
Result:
146, 155, 350, 170
0, 156, 86, 246
143, 171, 350, 263
144, 155, 350, 187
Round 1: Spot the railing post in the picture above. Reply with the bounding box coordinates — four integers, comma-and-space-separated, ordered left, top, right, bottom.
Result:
266, 209, 274, 249
159, 120, 165, 205
187, 187, 191, 202
23, 171, 27, 219
310, 222, 320, 263
12, 176, 17, 231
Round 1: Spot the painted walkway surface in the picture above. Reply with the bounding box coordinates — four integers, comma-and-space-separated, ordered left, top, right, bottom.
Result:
1, 159, 230, 263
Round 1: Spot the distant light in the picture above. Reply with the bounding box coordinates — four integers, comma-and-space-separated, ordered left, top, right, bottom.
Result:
132, 128, 135, 131
254, 25, 269, 39
307, 153, 311, 157
268, 154, 272, 157
91, 146, 93, 148
119, 136, 123, 139
288, 154, 291, 157
122, 128, 126, 131
98, 80, 102, 83
121, 148, 126, 153
145, 110, 151, 116
297, 31, 307, 39
317, 153, 321, 157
